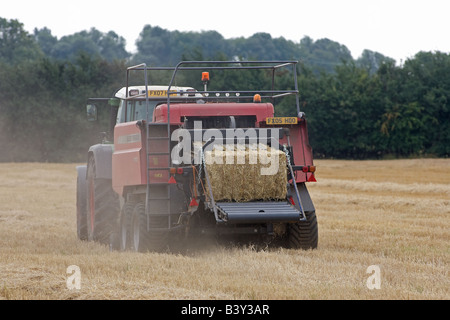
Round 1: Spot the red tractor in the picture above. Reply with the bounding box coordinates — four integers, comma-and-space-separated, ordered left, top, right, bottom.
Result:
76, 61, 318, 252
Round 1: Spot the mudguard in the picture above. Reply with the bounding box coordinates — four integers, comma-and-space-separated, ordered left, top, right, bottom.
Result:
288, 182, 315, 213
87, 144, 114, 179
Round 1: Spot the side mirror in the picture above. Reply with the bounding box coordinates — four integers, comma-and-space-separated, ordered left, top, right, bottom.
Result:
86, 104, 98, 122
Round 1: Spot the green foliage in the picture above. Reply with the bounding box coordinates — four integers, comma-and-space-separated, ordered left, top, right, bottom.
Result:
133, 25, 228, 67
298, 36, 354, 73
34, 27, 130, 62
0, 54, 125, 162
0, 18, 43, 64
132, 27, 364, 74
357, 49, 396, 75
303, 62, 382, 158
301, 52, 450, 158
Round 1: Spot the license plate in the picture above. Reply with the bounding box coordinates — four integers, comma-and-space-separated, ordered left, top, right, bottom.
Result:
266, 117, 298, 125
148, 90, 177, 97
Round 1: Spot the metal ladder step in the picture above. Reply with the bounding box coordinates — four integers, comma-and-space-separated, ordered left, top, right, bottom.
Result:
148, 122, 170, 126
146, 121, 172, 228
148, 152, 171, 155
147, 136, 170, 140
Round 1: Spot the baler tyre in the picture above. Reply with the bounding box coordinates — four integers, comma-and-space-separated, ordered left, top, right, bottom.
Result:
76, 166, 88, 240
288, 210, 318, 250
131, 202, 169, 253
119, 201, 136, 251
130, 203, 151, 252
86, 157, 120, 244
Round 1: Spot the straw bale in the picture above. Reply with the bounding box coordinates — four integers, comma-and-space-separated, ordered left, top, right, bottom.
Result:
203, 143, 287, 202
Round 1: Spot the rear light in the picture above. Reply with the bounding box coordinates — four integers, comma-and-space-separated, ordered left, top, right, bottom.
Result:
170, 167, 184, 175
168, 176, 177, 184
308, 173, 317, 182
189, 198, 199, 207
301, 165, 316, 173
288, 196, 295, 206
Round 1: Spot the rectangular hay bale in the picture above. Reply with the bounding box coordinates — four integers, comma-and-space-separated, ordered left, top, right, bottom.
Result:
204, 143, 287, 202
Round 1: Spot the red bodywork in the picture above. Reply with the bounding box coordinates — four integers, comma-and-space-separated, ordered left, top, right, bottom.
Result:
112, 102, 314, 196
112, 121, 146, 195
153, 102, 274, 125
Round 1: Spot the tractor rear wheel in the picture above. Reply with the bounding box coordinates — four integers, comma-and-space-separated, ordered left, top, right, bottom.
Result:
76, 166, 88, 240
287, 210, 318, 250
86, 157, 120, 244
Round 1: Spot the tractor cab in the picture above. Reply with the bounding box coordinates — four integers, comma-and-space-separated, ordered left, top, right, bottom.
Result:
114, 86, 201, 124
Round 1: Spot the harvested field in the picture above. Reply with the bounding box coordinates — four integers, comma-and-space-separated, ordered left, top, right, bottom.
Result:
0, 159, 448, 300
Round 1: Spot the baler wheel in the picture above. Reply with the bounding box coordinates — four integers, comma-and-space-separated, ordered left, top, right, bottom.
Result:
118, 200, 136, 251
130, 203, 150, 252
287, 210, 318, 249
130, 202, 170, 253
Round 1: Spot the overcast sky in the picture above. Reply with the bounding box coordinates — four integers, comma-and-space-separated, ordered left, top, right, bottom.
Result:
2, 0, 449, 63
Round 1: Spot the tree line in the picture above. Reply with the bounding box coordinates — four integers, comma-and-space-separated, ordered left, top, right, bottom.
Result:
0, 17, 448, 162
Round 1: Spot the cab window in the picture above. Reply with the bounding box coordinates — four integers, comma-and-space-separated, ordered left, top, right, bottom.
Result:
116, 100, 159, 123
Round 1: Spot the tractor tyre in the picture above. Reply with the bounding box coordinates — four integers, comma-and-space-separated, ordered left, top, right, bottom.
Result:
130, 202, 169, 253
76, 166, 88, 240
86, 157, 120, 244
287, 210, 318, 250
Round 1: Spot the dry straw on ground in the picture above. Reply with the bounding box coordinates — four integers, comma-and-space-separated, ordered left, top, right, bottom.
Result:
0, 159, 448, 300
